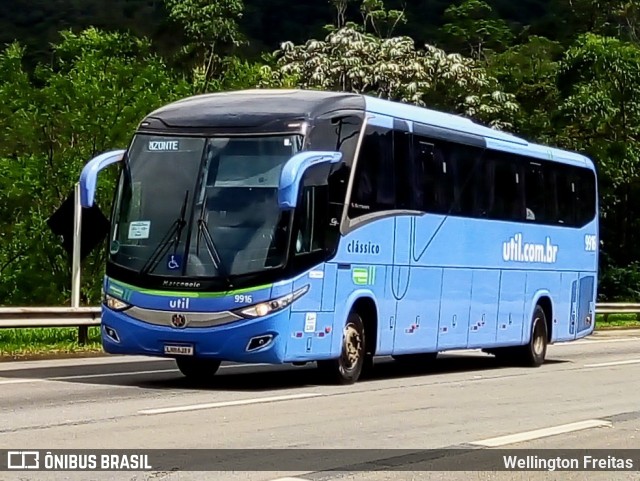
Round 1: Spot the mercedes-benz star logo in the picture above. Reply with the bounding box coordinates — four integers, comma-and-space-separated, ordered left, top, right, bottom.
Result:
171, 313, 187, 328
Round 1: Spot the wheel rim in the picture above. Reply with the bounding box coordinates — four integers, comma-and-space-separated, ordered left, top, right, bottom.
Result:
341, 323, 362, 371
533, 320, 545, 355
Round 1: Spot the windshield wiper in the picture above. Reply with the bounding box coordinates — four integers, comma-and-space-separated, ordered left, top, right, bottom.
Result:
140, 190, 189, 275
195, 199, 234, 290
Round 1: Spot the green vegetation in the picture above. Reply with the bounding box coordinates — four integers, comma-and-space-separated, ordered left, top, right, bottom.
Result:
595, 314, 640, 329
2, 0, 640, 353
0, 327, 101, 360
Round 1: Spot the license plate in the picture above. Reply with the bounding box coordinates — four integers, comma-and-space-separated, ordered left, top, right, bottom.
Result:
164, 345, 194, 356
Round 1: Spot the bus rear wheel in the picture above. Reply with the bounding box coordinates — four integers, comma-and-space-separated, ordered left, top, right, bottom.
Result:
317, 311, 366, 385
505, 305, 548, 367
490, 305, 548, 367
175, 357, 222, 380
519, 305, 548, 367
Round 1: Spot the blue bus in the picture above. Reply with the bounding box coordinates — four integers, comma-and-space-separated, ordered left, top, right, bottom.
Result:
79, 89, 599, 384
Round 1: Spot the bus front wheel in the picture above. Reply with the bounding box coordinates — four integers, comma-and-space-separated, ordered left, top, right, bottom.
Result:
175, 357, 222, 380
317, 311, 366, 385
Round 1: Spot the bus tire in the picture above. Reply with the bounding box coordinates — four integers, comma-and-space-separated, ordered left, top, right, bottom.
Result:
516, 305, 548, 367
175, 357, 222, 380
317, 311, 365, 385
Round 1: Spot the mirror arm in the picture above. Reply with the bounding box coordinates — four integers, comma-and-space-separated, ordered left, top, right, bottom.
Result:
278, 151, 342, 210
79, 149, 126, 208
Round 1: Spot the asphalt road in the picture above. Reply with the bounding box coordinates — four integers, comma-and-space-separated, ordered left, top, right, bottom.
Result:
0, 329, 639, 481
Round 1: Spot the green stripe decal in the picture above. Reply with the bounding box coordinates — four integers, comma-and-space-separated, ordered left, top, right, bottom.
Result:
352, 266, 376, 286
108, 285, 124, 296
107, 279, 273, 298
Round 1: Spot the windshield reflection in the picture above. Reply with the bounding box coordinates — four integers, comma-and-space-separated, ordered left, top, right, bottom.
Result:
109, 134, 302, 279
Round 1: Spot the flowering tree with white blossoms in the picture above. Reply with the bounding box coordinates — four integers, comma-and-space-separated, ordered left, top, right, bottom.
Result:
260, 1, 519, 130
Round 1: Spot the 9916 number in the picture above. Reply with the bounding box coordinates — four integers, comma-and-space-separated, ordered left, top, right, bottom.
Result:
585, 234, 597, 252
234, 294, 253, 303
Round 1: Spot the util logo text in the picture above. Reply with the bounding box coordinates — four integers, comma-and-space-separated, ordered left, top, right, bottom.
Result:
502, 233, 559, 264
169, 298, 190, 309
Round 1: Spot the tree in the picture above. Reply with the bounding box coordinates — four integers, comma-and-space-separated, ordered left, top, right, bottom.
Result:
558, 33, 640, 187
262, 25, 518, 129
329, 0, 353, 29
360, 0, 407, 38
0, 28, 189, 306
163, 0, 244, 92
556, 33, 640, 299
561, 0, 640, 43
442, 0, 515, 59
487, 35, 564, 141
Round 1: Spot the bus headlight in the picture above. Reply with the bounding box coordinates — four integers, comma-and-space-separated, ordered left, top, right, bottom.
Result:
104, 294, 131, 311
238, 285, 309, 319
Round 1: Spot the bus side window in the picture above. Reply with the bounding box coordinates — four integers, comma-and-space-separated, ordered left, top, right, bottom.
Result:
474, 157, 492, 218
524, 162, 546, 223
413, 139, 433, 212
394, 128, 416, 210
575, 168, 597, 226
545, 167, 560, 224
308, 113, 364, 218
451, 144, 483, 217
348, 125, 394, 218
295, 184, 327, 255
489, 155, 524, 221
414, 137, 454, 214
553, 167, 574, 225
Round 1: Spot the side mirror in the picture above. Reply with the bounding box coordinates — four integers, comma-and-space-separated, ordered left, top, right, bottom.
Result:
278, 151, 342, 209
79, 149, 126, 208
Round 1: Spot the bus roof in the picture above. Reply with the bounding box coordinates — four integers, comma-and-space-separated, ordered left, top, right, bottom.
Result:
143, 89, 364, 130
141, 89, 594, 170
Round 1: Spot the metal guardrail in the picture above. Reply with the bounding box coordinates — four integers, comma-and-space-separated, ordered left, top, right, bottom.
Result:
593, 303, 640, 322
0, 303, 639, 344
594, 303, 640, 312
0, 307, 101, 344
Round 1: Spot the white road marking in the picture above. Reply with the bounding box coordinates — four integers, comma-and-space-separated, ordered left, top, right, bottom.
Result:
583, 359, 640, 368
0, 369, 177, 384
0, 362, 272, 385
470, 419, 612, 447
138, 393, 325, 415
0, 378, 47, 385
48, 369, 178, 380
268, 478, 311, 481
560, 337, 640, 345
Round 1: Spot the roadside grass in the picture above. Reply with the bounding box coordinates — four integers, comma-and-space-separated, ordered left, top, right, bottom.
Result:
0, 326, 102, 360
595, 313, 640, 329
0, 313, 638, 360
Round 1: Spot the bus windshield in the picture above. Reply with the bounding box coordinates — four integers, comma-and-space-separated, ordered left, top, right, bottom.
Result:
108, 133, 303, 278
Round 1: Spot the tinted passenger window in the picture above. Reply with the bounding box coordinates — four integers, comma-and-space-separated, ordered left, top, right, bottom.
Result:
414, 138, 454, 214
308, 114, 364, 224
524, 162, 546, 222
348, 125, 394, 217
487, 155, 523, 221
575, 169, 596, 225
451, 145, 483, 216
483, 151, 597, 227
412, 136, 484, 216
346, 127, 597, 228
295, 185, 328, 255
394, 129, 415, 210
549, 167, 575, 225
